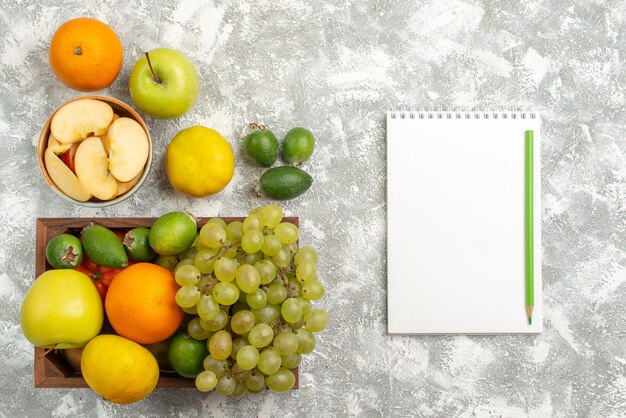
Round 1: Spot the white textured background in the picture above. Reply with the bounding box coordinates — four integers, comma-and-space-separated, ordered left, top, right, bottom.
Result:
1, 0, 625, 417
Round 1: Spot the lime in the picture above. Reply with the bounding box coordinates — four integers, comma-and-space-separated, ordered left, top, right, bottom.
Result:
167, 332, 208, 378
149, 211, 197, 256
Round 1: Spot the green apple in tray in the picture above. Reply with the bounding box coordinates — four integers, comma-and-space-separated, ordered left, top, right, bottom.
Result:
20, 269, 103, 349
129, 48, 199, 118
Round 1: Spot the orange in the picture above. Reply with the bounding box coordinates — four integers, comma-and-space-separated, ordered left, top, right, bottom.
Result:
105, 262, 183, 344
49, 17, 123, 91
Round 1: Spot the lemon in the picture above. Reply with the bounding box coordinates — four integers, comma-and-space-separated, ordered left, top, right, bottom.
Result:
81, 334, 159, 404
166, 126, 235, 197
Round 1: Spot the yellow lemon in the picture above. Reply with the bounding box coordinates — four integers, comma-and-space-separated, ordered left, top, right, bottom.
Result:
166, 126, 235, 197
81, 334, 159, 404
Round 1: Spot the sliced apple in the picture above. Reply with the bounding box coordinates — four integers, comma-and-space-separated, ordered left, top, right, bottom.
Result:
51, 99, 114, 145
74, 137, 118, 200
47, 133, 72, 154
44, 148, 92, 202
101, 114, 121, 156
116, 171, 143, 197
107, 117, 150, 182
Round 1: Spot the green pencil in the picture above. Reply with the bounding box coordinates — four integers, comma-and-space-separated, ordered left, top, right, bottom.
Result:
525, 130, 534, 325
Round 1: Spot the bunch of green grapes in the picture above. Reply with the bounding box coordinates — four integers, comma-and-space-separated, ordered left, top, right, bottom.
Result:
173, 204, 328, 396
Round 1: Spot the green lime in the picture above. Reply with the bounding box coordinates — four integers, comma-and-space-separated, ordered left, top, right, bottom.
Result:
283, 127, 315, 165
45, 233, 83, 269
168, 332, 208, 378
149, 211, 198, 256
246, 129, 278, 167
123, 227, 157, 262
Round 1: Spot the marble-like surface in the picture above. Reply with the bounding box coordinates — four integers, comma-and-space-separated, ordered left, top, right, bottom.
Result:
1, 0, 625, 416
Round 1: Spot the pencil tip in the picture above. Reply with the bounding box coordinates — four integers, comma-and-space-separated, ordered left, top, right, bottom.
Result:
528, 317, 532, 325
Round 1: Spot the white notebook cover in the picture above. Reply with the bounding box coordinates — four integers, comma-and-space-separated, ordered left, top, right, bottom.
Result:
387, 110, 542, 334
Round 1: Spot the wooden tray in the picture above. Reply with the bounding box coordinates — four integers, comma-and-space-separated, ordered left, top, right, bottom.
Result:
34, 217, 299, 389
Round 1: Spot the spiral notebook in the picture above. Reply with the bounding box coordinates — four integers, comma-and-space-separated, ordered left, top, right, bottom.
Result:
386, 109, 542, 334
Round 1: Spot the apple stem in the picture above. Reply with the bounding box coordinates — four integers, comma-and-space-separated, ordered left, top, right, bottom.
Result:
144, 52, 161, 84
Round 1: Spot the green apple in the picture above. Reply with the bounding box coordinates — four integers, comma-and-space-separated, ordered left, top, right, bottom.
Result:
129, 48, 199, 118
20, 269, 103, 349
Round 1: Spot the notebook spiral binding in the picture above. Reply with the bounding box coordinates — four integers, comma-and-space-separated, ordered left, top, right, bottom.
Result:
388, 106, 537, 120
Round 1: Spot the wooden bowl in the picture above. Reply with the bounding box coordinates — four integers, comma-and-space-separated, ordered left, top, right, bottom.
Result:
37, 95, 152, 207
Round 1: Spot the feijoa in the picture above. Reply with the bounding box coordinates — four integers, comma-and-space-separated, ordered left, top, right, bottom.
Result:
283, 128, 314, 165
82, 225, 128, 268
246, 129, 278, 167
123, 227, 157, 262
259, 166, 312, 200
45, 233, 83, 269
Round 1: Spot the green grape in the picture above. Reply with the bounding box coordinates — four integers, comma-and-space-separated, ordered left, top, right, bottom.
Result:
242, 213, 262, 232
197, 294, 220, 321
295, 260, 316, 283
199, 222, 227, 248
257, 348, 281, 375
302, 279, 325, 300
154, 255, 179, 272
188, 317, 212, 340
241, 230, 264, 254
273, 331, 299, 356
208, 330, 232, 360
235, 264, 261, 293
182, 305, 198, 315
245, 369, 266, 391
272, 248, 291, 268
200, 309, 229, 332
194, 235, 210, 251
295, 329, 316, 354
207, 217, 228, 229
296, 297, 312, 316
195, 370, 217, 392
175, 285, 201, 308
212, 281, 240, 305
231, 381, 248, 397
287, 278, 302, 297
241, 251, 263, 265
196, 275, 213, 292
230, 337, 247, 360
266, 283, 288, 305
214, 257, 238, 282
174, 258, 195, 272
179, 245, 198, 260
203, 355, 230, 376
260, 205, 283, 228
294, 246, 319, 266
266, 368, 296, 392
175, 264, 201, 286
254, 260, 276, 285
236, 345, 260, 370
304, 308, 329, 332
246, 288, 267, 309
224, 243, 238, 258
274, 222, 299, 244
194, 249, 217, 274
261, 234, 282, 256
230, 310, 256, 335
248, 323, 274, 348
226, 221, 244, 243
281, 298, 302, 323
252, 304, 281, 324
215, 374, 236, 395
281, 352, 301, 369
231, 363, 251, 382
